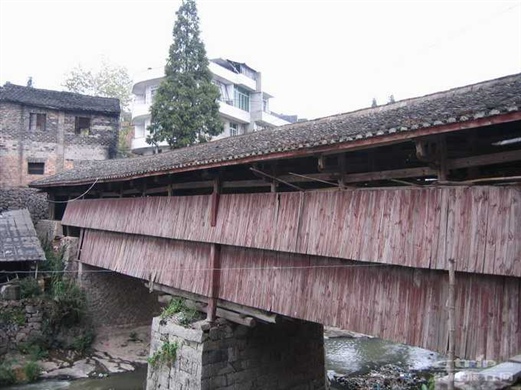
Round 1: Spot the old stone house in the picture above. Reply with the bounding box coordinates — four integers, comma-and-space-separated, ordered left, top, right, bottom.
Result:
0, 83, 120, 188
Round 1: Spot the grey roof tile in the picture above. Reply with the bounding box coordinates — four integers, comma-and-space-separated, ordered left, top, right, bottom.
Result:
31, 73, 521, 188
0, 83, 120, 114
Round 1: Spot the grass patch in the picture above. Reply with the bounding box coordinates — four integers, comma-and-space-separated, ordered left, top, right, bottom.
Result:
23, 361, 41, 383
148, 341, 179, 368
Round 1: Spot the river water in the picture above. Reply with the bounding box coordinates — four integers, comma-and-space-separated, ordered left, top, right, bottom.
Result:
6, 337, 443, 389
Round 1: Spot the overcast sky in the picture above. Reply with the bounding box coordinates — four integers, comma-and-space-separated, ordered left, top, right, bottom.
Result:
1, 0, 520, 119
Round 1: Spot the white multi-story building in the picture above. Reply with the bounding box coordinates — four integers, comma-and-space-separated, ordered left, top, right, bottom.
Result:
131, 58, 295, 154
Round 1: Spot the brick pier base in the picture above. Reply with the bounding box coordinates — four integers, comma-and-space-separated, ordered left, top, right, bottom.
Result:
147, 316, 327, 389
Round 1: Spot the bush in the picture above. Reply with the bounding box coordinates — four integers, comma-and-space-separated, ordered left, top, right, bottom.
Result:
49, 279, 87, 327
18, 336, 49, 360
19, 277, 41, 299
0, 362, 16, 386
23, 361, 41, 383
71, 330, 95, 353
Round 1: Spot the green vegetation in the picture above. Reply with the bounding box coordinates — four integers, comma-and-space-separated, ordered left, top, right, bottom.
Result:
0, 361, 16, 386
48, 278, 88, 327
22, 361, 41, 382
0, 307, 25, 326
160, 297, 198, 326
148, 0, 222, 149
17, 337, 49, 360
71, 330, 95, 353
148, 341, 179, 368
19, 277, 41, 299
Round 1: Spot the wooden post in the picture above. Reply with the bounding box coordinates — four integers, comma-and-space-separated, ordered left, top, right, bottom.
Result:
210, 177, 220, 227
48, 193, 55, 220
447, 258, 456, 390
438, 135, 448, 182
77, 228, 85, 286
207, 243, 221, 322
338, 153, 347, 189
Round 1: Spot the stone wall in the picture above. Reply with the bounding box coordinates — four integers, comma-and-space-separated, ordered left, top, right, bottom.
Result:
0, 187, 48, 223
147, 317, 326, 390
80, 263, 162, 328
0, 101, 119, 187
0, 298, 43, 355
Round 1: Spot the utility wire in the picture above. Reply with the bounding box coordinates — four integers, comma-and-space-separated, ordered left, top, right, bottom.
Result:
1, 262, 388, 275
46, 178, 99, 204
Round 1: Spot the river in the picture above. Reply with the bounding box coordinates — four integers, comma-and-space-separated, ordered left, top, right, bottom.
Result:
5, 337, 443, 389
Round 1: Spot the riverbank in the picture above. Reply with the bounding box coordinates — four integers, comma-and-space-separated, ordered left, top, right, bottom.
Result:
329, 363, 435, 389
1, 325, 149, 385
43, 325, 150, 379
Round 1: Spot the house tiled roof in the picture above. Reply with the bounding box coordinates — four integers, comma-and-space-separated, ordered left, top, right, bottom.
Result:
30, 73, 521, 188
0, 83, 120, 115
0, 209, 46, 263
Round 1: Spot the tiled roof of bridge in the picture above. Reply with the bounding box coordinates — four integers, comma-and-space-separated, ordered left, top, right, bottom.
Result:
0, 83, 120, 114
31, 73, 521, 188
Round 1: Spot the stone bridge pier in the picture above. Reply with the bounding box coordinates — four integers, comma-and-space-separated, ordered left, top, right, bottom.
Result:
147, 316, 327, 390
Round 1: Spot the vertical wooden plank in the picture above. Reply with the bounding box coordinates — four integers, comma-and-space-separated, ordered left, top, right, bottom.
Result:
206, 244, 220, 321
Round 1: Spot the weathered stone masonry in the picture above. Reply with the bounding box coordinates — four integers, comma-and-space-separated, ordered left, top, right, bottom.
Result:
0, 187, 48, 223
0, 299, 44, 355
79, 264, 162, 328
147, 317, 326, 390
0, 84, 120, 188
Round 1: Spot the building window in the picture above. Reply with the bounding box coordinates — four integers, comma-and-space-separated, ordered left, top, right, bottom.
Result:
230, 122, 239, 137
214, 81, 231, 104
27, 162, 45, 175
135, 124, 146, 138
29, 113, 46, 131
233, 86, 250, 112
149, 87, 159, 103
75, 116, 91, 135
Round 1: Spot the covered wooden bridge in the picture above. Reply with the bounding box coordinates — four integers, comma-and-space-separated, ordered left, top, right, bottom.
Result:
32, 73, 521, 361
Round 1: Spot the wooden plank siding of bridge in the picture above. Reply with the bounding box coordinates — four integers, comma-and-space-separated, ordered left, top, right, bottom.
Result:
65, 185, 521, 360
64, 186, 521, 277
32, 73, 521, 362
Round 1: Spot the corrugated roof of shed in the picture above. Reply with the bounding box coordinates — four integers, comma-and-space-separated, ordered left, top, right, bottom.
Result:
0, 209, 46, 263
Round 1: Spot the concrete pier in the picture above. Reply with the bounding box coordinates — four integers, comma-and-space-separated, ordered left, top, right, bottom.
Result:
146, 316, 327, 389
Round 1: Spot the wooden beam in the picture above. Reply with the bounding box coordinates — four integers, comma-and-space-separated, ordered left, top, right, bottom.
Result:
35, 111, 521, 189
223, 180, 270, 188
447, 150, 521, 170
185, 300, 256, 328
250, 167, 303, 191
340, 166, 436, 183
147, 282, 278, 324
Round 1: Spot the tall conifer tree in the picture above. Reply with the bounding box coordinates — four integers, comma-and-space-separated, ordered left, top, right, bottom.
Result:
148, 0, 222, 149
